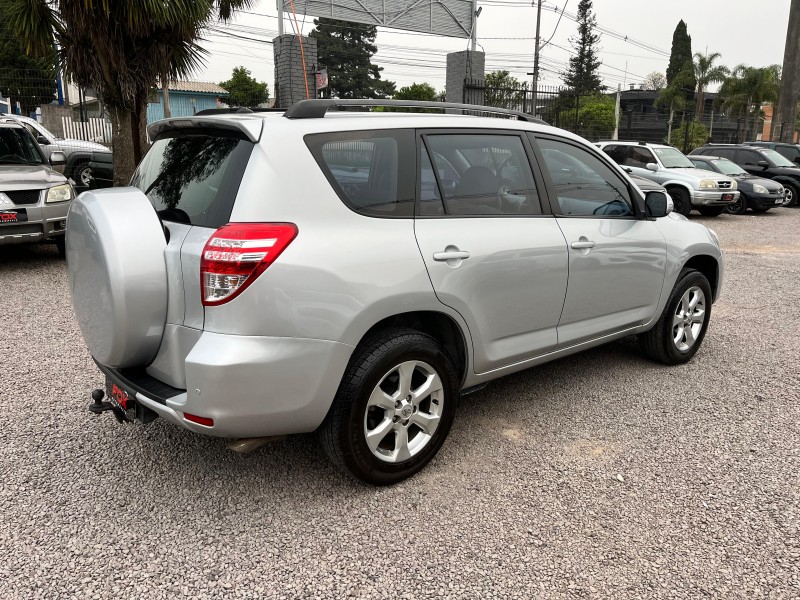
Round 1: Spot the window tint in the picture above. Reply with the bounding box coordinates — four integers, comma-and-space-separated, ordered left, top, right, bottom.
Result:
711, 148, 735, 160
736, 149, 763, 165
625, 146, 656, 168
423, 134, 541, 216
536, 137, 635, 217
130, 133, 253, 228
601, 144, 626, 165
306, 130, 415, 217
0, 127, 45, 164
419, 145, 444, 215
776, 145, 800, 162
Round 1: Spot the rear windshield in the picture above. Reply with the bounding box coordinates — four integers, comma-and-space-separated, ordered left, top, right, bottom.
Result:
131, 133, 253, 228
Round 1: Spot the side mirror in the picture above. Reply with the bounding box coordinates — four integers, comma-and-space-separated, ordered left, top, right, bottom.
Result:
36, 135, 49, 145
645, 162, 658, 172
757, 160, 769, 168
645, 190, 672, 218
49, 150, 66, 173
623, 166, 633, 173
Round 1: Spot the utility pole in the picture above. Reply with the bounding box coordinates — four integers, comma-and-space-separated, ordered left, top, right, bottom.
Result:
612, 84, 621, 140
277, 0, 284, 36
774, 0, 800, 142
471, 0, 479, 52
531, 0, 543, 117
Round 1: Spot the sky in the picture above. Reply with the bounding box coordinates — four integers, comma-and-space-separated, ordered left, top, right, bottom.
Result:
197, 0, 791, 94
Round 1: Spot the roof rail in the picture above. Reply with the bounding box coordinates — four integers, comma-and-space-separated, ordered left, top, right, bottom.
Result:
282, 99, 547, 124
195, 107, 285, 116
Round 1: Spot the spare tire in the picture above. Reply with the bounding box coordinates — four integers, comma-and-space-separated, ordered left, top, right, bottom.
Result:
66, 188, 168, 368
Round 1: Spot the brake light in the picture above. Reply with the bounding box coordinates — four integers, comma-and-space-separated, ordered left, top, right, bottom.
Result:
201, 223, 298, 306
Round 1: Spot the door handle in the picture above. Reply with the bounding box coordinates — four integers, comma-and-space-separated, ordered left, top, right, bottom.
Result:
570, 240, 596, 250
433, 250, 470, 261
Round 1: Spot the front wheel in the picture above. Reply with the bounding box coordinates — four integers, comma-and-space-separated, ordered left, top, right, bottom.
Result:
639, 269, 712, 365
668, 188, 692, 216
782, 182, 798, 207
319, 328, 459, 485
726, 194, 747, 215
698, 206, 724, 217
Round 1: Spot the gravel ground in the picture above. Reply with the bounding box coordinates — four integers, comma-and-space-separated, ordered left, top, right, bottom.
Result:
1, 209, 799, 599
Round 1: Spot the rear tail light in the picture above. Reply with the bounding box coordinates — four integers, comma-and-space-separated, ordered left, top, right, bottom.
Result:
201, 223, 298, 306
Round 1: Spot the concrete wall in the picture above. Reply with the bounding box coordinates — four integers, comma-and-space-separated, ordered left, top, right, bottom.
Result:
40, 104, 73, 138
273, 34, 318, 108
446, 50, 485, 105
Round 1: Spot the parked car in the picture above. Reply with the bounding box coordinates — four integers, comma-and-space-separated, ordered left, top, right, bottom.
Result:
744, 141, 800, 165
690, 144, 800, 206
66, 100, 723, 485
687, 155, 785, 214
597, 141, 739, 216
0, 113, 109, 188
0, 122, 75, 257
88, 150, 113, 189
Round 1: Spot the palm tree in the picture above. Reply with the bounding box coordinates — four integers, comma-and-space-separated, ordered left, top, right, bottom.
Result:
693, 52, 728, 121
719, 64, 781, 142
5, 0, 252, 185
656, 66, 696, 142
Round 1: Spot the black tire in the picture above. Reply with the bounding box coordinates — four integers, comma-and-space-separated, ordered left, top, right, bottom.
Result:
72, 161, 91, 189
698, 206, 724, 217
54, 236, 66, 259
725, 193, 747, 215
782, 182, 799, 207
668, 187, 692, 216
318, 328, 459, 485
639, 268, 712, 365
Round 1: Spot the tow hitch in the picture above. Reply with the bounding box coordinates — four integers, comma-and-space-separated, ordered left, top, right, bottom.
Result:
88, 388, 158, 424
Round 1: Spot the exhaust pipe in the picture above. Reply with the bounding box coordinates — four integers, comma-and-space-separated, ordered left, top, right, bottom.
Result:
226, 436, 287, 453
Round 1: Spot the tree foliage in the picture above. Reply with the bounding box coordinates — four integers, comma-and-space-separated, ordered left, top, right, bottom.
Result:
666, 20, 696, 96
693, 52, 728, 120
562, 0, 603, 94
642, 72, 667, 91
219, 66, 269, 107
310, 18, 395, 99
576, 94, 615, 141
669, 120, 709, 153
393, 82, 438, 102
5, 0, 252, 185
0, 15, 56, 115
484, 70, 528, 110
719, 64, 781, 141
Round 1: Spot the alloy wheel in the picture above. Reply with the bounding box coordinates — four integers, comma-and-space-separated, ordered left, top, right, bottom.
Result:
672, 286, 706, 352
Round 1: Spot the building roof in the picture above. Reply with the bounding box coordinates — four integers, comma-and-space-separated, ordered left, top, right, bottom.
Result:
163, 81, 228, 95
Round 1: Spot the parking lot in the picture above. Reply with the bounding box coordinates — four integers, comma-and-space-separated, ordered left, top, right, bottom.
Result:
1, 209, 799, 599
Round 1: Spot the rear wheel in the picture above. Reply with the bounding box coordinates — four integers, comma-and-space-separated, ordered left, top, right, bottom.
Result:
668, 187, 692, 216
639, 269, 712, 365
319, 328, 459, 485
698, 206, 724, 217
725, 194, 747, 215
72, 161, 92, 189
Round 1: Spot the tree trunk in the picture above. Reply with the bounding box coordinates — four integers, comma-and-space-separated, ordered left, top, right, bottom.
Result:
109, 98, 149, 186
667, 101, 674, 143
742, 95, 753, 143
161, 72, 172, 119
695, 89, 704, 121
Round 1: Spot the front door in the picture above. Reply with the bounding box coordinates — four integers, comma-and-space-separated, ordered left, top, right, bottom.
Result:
413, 131, 569, 374
533, 135, 668, 347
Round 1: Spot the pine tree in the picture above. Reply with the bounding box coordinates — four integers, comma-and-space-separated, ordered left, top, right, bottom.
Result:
310, 18, 396, 99
562, 0, 603, 94
666, 20, 696, 100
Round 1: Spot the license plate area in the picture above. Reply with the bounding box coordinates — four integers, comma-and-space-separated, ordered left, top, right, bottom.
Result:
0, 209, 27, 223
106, 377, 136, 422
722, 193, 734, 201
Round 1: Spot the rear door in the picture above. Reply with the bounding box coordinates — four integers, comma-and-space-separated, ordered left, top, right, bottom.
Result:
413, 129, 569, 374
532, 134, 667, 347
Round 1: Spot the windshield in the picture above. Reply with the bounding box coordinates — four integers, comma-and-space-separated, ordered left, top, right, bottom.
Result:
760, 149, 794, 167
654, 147, 694, 168
711, 159, 747, 176
0, 128, 45, 164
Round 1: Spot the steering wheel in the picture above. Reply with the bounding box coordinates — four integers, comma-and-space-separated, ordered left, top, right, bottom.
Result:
592, 200, 628, 216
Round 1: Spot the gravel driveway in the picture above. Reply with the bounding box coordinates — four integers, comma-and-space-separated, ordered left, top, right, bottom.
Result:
1, 209, 799, 599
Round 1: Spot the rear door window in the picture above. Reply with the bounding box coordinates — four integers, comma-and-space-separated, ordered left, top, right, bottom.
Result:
131, 133, 253, 228
305, 130, 415, 217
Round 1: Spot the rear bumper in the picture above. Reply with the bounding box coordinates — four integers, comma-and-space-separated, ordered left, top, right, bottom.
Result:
691, 190, 739, 206
99, 332, 354, 438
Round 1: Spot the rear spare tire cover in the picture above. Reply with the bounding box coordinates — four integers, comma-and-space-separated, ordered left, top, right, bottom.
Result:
66, 188, 168, 368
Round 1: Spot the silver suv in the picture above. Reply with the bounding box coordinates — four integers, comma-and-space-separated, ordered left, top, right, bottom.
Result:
597, 141, 739, 217
67, 100, 724, 485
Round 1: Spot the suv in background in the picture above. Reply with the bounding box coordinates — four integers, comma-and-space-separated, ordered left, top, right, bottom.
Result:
691, 144, 800, 206
597, 141, 738, 216
688, 155, 785, 214
0, 122, 74, 256
66, 100, 723, 485
745, 141, 800, 165
0, 114, 109, 188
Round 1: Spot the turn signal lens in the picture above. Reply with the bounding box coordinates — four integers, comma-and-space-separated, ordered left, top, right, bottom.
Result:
201, 223, 298, 306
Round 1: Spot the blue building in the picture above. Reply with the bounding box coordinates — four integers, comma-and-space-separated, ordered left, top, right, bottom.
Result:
147, 81, 229, 123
